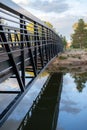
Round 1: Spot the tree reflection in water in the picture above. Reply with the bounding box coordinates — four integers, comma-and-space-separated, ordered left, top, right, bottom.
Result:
71, 72, 87, 92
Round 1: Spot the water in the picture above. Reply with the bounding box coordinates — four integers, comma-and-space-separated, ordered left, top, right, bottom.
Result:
0, 71, 87, 130
17, 73, 63, 130
57, 72, 87, 130
0, 71, 49, 130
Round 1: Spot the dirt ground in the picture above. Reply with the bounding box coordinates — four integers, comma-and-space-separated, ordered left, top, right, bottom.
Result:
46, 49, 87, 73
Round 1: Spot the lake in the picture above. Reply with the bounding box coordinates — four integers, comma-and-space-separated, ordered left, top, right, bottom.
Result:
0, 71, 87, 130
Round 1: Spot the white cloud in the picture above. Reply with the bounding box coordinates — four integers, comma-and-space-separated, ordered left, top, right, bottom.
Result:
12, 0, 29, 6
65, 0, 87, 16
12, 0, 69, 13
11, 0, 87, 41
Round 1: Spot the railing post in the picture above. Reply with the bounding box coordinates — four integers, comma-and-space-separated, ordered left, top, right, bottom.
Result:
47, 29, 50, 60
37, 25, 44, 68
49, 30, 51, 60
34, 22, 38, 70
20, 15, 25, 86
42, 26, 48, 63
34, 23, 44, 68
52, 31, 54, 57
23, 22, 37, 77
50, 30, 53, 58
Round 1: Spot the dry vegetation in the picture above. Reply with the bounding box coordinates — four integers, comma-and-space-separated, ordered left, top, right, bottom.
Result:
47, 49, 87, 73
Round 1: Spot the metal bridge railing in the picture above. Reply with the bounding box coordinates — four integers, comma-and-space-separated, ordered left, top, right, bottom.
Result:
0, 0, 63, 126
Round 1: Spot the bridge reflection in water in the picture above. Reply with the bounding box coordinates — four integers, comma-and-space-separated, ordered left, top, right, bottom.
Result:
18, 73, 63, 130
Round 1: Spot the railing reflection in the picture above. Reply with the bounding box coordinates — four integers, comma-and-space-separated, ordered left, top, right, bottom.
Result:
18, 73, 63, 130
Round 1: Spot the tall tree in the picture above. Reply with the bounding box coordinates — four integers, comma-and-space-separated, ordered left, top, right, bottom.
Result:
60, 35, 67, 50
71, 19, 87, 48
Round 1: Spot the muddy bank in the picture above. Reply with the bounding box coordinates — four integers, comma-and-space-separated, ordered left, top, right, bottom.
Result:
46, 50, 87, 73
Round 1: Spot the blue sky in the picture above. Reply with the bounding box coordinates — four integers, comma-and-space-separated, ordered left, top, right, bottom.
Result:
11, 0, 87, 41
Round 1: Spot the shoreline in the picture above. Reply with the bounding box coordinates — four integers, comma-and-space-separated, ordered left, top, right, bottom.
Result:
46, 50, 87, 73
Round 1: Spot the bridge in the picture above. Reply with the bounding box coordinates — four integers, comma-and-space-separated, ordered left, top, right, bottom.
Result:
0, 0, 63, 126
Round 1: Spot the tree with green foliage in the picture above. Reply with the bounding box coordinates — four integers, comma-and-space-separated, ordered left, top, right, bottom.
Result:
60, 35, 67, 50
71, 19, 87, 48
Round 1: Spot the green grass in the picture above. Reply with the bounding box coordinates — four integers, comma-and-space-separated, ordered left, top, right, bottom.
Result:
59, 55, 68, 60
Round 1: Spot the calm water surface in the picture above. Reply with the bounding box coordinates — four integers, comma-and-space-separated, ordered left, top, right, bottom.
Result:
57, 72, 87, 130
0, 71, 87, 130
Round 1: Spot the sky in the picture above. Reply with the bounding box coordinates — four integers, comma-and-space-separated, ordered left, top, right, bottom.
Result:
11, 0, 87, 42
